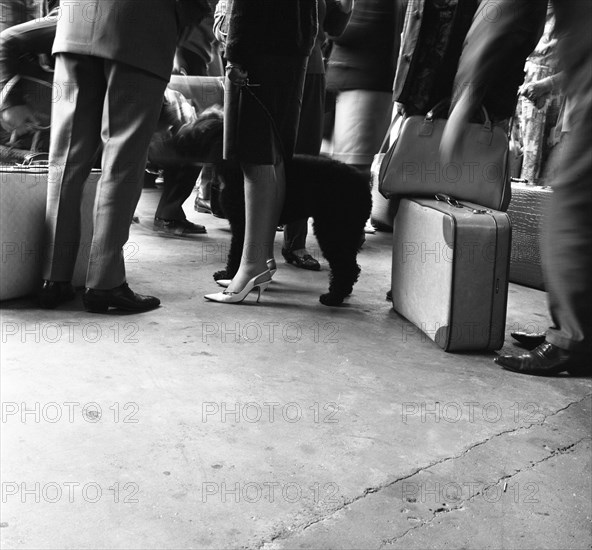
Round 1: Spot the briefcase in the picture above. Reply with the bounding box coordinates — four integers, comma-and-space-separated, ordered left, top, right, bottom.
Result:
391, 196, 511, 352
0, 165, 99, 301
378, 104, 511, 212
506, 182, 552, 290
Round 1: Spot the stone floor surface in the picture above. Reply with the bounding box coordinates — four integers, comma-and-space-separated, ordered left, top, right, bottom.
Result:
1, 188, 590, 550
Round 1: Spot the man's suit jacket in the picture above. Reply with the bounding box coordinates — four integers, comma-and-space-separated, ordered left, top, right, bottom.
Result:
52, 0, 180, 80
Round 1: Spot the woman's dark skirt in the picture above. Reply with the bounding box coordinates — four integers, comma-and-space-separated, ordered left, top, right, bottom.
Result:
224, 55, 308, 165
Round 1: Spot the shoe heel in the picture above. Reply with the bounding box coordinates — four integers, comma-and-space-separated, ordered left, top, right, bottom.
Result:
255, 285, 268, 303
256, 282, 270, 302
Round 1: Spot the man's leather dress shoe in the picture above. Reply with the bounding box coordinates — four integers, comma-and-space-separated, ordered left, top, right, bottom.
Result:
39, 281, 76, 309
153, 218, 207, 236
194, 197, 212, 214
281, 248, 321, 271
83, 283, 160, 313
510, 331, 546, 349
495, 341, 588, 376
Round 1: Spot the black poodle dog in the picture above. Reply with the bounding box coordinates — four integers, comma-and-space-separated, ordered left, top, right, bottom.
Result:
174, 106, 372, 306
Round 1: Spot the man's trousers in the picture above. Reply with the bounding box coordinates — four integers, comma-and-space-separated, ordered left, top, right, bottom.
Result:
43, 53, 168, 289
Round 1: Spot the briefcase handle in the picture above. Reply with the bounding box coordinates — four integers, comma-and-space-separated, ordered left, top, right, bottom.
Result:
424, 100, 494, 144
376, 110, 404, 155
426, 99, 493, 131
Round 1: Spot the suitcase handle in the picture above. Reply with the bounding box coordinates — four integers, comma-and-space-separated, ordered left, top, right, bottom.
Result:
17, 152, 50, 168
435, 193, 463, 208
435, 193, 491, 214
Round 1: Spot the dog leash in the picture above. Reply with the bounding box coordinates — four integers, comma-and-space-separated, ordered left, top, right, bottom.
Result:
235, 79, 289, 162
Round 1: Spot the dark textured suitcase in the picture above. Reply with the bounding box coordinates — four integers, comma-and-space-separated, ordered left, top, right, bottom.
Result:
391, 196, 511, 352
506, 183, 552, 290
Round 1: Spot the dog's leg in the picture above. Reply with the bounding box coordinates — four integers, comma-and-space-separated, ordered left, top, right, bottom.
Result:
322, 256, 361, 306
214, 161, 246, 281
313, 220, 362, 306
212, 216, 244, 281
224, 216, 245, 279
282, 155, 370, 306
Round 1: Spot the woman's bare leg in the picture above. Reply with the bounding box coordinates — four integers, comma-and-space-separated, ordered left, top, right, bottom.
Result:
227, 160, 285, 292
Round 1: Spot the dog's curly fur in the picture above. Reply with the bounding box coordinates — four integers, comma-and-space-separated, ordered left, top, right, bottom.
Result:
175, 106, 372, 306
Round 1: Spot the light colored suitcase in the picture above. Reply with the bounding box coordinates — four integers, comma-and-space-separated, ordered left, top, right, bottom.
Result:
391, 196, 511, 352
0, 166, 99, 301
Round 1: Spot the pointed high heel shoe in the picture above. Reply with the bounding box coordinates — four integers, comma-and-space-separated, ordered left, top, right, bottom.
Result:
217, 259, 277, 288
205, 271, 271, 303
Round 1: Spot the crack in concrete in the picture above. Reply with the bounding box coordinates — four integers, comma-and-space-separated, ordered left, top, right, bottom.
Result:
254, 395, 591, 550
378, 435, 591, 548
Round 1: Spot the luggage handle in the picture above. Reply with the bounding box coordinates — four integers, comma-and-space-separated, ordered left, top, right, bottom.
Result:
426, 99, 492, 127
435, 193, 491, 214
17, 151, 50, 168
435, 193, 463, 208
425, 100, 494, 144
376, 109, 403, 155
